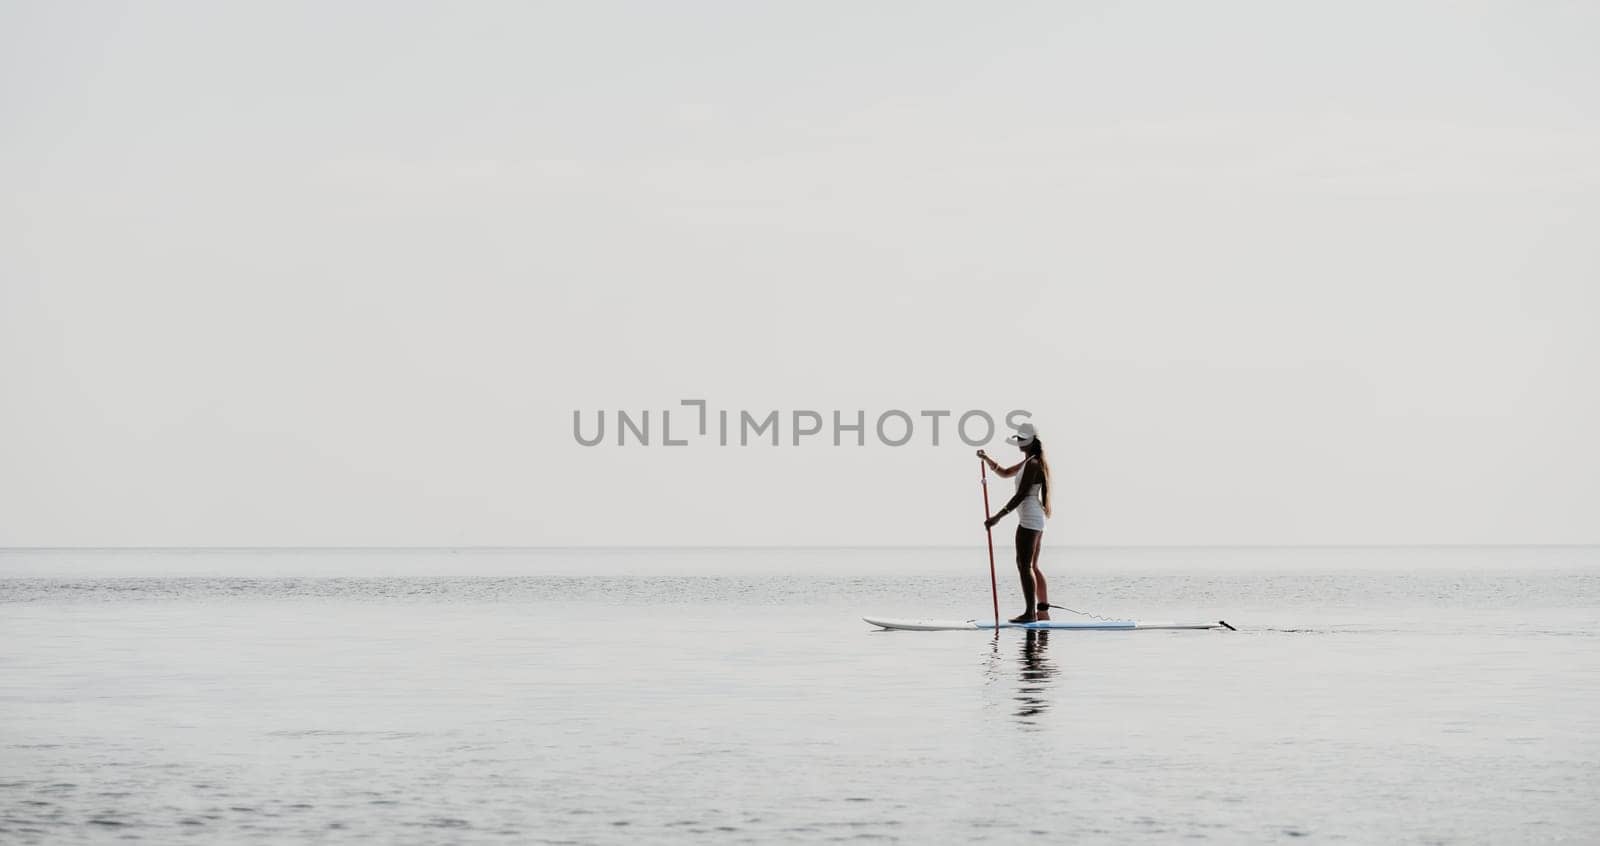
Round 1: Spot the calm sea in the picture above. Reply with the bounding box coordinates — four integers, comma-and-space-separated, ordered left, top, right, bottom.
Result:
2, 547, 1597, 844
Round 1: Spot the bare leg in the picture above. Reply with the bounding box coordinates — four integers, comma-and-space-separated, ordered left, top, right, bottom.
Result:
1031, 531, 1049, 620
1010, 527, 1042, 623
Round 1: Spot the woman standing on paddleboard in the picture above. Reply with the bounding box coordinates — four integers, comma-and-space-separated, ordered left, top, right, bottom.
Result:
978, 422, 1052, 623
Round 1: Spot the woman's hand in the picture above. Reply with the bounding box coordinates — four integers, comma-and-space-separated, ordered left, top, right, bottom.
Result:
984, 513, 1001, 530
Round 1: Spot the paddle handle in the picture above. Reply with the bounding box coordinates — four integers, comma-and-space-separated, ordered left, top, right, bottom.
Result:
980, 457, 999, 628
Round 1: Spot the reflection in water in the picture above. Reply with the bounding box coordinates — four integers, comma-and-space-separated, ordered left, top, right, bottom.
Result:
981, 631, 1002, 696
1014, 630, 1058, 727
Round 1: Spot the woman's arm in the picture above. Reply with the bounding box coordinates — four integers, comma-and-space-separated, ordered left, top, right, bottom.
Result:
978, 450, 1026, 478
985, 459, 1041, 527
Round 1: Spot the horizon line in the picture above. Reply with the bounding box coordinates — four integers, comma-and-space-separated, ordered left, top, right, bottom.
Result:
3, 543, 1597, 552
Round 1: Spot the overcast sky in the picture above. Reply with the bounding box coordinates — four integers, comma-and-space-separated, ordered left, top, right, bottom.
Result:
3, 1, 1596, 547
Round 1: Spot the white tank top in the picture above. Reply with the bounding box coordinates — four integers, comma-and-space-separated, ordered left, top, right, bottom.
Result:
1015, 466, 1046, 531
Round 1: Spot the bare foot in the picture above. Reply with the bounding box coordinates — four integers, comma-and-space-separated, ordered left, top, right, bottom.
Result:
1008, 612, 1037, 624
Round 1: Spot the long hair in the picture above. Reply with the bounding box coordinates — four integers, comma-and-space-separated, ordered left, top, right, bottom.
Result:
1025, 438, 1052, 517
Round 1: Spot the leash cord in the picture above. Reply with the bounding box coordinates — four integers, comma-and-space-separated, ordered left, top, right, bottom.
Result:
1045, 603, 1123, 622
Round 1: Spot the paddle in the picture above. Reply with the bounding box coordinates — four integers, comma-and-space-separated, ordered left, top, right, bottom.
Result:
979, 456, 1000, 629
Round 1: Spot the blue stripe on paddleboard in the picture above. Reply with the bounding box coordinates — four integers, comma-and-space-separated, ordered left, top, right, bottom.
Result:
974, 620, 1137, 630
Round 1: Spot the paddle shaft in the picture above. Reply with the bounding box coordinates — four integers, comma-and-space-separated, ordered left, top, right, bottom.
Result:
980, 458, 999, 628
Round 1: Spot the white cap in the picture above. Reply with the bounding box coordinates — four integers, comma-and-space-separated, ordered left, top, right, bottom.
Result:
1004, 422, 1037, 446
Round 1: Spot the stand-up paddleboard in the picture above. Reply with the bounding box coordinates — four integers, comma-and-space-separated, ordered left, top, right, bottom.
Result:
863, 617, 1231, 631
